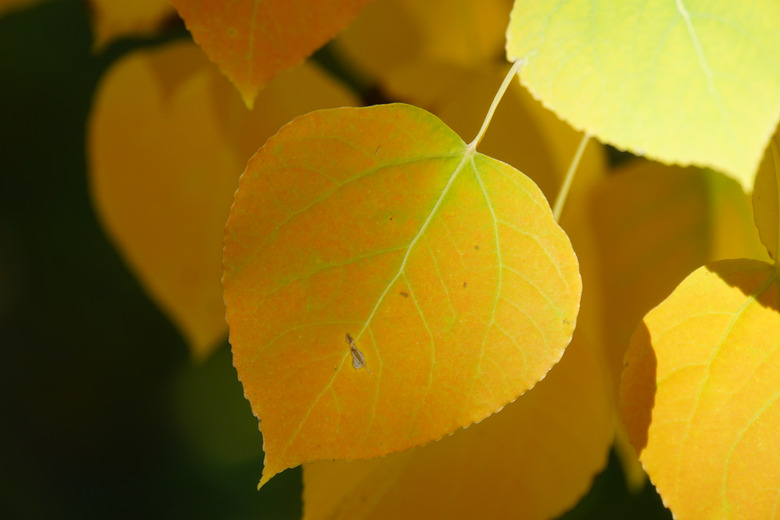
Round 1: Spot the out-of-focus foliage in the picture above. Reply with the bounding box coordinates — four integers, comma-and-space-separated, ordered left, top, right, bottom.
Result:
88, 41, 357, 358
169, 0, 372, 107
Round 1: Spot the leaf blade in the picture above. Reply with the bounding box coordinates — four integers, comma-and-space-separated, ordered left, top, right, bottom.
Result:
620, 259, 780, 519
506, 0, 780, 188
222, 103, 582, 485
170, 0, 371, 108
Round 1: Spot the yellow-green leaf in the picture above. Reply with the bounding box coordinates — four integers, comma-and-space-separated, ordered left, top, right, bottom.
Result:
169, 0, 371, 108
222, 103, 582, 486
506, 0, 780, 189
303, 333, 612, 520
88, 41, 357, 359
88, 0, 174, 49
752, 131, 780, 260
620, 259, 780, 520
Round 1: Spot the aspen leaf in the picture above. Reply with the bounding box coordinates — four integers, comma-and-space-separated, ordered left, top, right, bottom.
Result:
88, 0, 174, 49
506, 0, 780, 189
88, 41, 356, 359
620, 259, 780, 520
752, 131, 780, 260
169, 0, 371, 109
590, 162, 766, 488
222, 103, 582, 486
303, 333, 612, 520
591, 161, 767, 399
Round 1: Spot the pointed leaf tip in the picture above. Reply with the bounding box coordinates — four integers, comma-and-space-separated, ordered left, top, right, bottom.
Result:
222, 103, 582, 484
170, 0, 372, 107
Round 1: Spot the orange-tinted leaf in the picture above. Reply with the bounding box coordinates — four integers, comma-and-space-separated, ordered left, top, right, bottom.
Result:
89, 0, 174, 49
753, 130, 780, 260
303, 332, 612, 520
169, 0, 371, 108
222, 103, 582, 485
620, 259, 780, 520
88, 41, 357, 359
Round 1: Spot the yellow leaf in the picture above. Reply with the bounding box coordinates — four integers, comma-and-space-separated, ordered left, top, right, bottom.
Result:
335, 0, 510, 90
88, 0, 174, 50
222, 103, 582, 486
589, 162, 766, 487
169, 0, 371, 109
620, 259, 780, 520
506, 0, 780, 189
88, 41, 357, 359
303, 332, 612, 520
591, 162, 766, 399
752, 130, 780, 260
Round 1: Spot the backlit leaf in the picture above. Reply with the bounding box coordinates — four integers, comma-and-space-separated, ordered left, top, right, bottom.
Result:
620, 259, 780, 520
591, 161, 766, 399
752, 131, 780, 260
303, 332, 612, 520
222, 103, 582, 485
506, 0, 780, 189
88, 41, 357, 359
590, 162, 766, 487
88, 0, 174, 49
169, 0, 371, 108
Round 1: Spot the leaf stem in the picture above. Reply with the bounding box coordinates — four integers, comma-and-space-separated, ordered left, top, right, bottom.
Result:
468, 60, 524, 150
772, 140, 780, 265
553, 133, 590, 222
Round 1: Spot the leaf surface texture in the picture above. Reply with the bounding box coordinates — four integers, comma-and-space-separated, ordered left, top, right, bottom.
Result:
506, 0, 780, 188
222, 103, 582, 484
621, 259, 780, 519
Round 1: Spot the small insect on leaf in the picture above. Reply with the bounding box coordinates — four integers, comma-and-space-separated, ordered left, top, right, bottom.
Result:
345, 333, 367, 370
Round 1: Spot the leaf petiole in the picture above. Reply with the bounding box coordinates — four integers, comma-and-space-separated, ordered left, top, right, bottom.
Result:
772, 140, 780, 266
468, 60, 525, 151
552, 133, 590, 223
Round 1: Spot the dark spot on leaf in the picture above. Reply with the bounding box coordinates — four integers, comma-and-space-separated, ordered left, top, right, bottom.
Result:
474, 245, 479, 250
400, 291, 408, 297
463, 282, 467, 288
